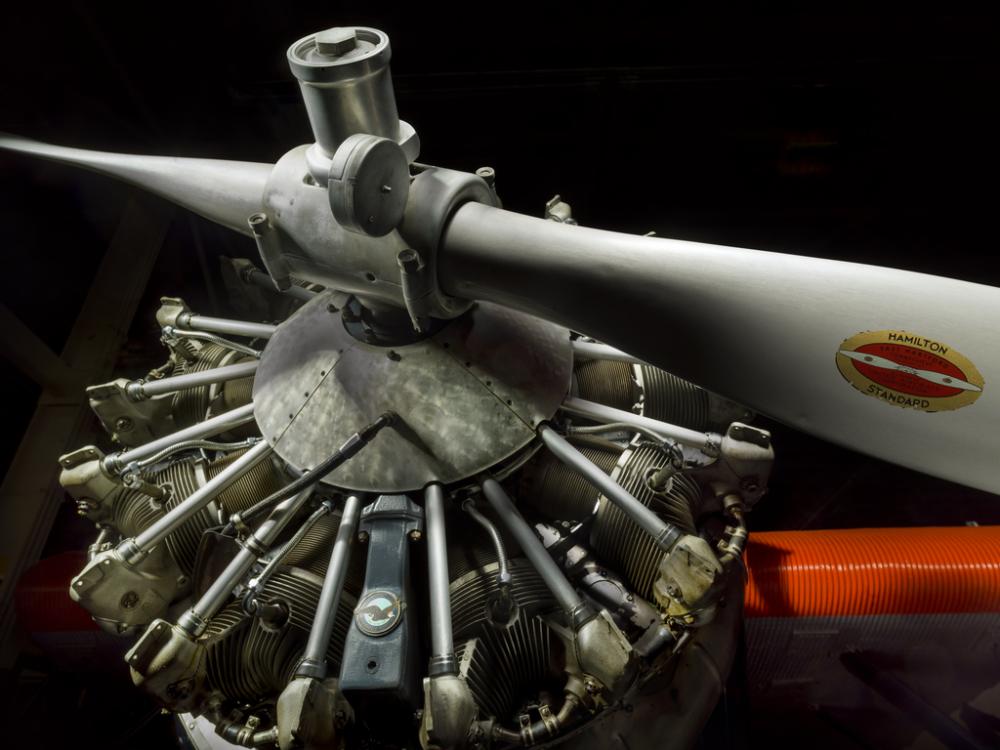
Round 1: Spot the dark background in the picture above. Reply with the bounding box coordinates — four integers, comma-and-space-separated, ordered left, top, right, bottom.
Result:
1, 3, 998, 748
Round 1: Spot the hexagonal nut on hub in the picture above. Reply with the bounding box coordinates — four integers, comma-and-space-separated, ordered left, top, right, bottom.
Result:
315, 27, 358, 57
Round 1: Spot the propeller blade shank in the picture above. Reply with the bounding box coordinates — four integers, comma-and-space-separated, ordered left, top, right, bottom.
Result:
0, 133, 272, 235
440, 202, 1000, 494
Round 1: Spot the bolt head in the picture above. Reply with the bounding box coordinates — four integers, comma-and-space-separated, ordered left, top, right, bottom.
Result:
315, 27, 357, 57
115, 417, 134, 432
120, 591, 139, 609
397, 248, 423, 274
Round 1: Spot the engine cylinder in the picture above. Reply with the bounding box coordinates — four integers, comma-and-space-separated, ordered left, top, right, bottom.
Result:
450, 558, 561, 720
591, 444, 702, 599
203, 568, 356, 704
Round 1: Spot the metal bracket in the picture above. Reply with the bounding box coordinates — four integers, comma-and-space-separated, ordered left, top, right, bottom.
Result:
87, 378, 174, 447
688, 421, 774, 506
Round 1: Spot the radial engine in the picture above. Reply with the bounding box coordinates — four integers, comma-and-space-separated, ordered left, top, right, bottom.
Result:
56, 24, 774, 750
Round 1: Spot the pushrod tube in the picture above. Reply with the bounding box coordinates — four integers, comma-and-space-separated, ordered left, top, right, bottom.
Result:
177, 312, 277, 340
479, 478, 591, 627
425, 483, 457, 676
538, 424, 682, 553
105, 402, 257, 473
178, 488, 315, 636
129, 360, 258, 399
296, 494, 364, 680
122, 440, 273, 561
561, 396, 717, 453
247, 503, 332, 598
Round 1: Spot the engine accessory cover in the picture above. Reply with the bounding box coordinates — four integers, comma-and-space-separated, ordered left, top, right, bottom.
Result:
253, 292, 572, 492
339, 495, 424, 736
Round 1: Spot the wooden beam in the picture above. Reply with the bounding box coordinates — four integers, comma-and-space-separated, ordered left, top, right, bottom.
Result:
0, 193, 173, 665
0, 304, 79, 396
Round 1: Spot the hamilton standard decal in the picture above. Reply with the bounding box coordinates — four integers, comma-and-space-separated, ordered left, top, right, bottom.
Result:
355, 591, 404, 637
836, 330, 984, 412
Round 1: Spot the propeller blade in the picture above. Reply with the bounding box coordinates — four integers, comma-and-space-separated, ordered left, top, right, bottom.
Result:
440, 202, 1000, 495
0, 134, 273, 235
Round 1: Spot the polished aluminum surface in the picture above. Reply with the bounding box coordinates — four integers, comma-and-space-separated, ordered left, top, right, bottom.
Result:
252, 292, 572, 492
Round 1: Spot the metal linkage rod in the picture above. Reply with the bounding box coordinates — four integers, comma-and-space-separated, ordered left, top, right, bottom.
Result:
120, 440, 272, 563
178, 488, 316, 636
425, 483, 457, 676
164, 327, 261, 359
132, 438, 255, 471
127, 360, 259, 400
244, 503, 332, 604
297, 494, 364, 680
461, 498, 511, 588
236, 412, 397, 527
538, 424, 682, 553
177, 312, 277, 340
480, 478, 591, 628
561, 396, 719, 455
105, 402, 257, 474
571, 339, 645, 365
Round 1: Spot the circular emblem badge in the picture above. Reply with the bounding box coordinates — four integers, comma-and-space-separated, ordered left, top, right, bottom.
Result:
836, 330, 984, 412
354, 591, 403, 637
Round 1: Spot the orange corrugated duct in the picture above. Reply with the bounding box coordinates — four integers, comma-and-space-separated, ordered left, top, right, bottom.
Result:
744, 526, 1000, 618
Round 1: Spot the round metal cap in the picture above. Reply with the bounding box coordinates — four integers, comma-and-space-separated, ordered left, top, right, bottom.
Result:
328, 134, 410, 237
287, 26, 391, 84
